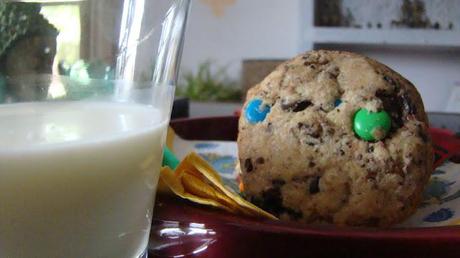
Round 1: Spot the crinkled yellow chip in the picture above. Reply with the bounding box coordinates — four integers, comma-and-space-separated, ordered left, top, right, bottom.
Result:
160, 167, 234, 212
449, 218, 460, 226
160, 152, 277, 220
182, 173, 240, 213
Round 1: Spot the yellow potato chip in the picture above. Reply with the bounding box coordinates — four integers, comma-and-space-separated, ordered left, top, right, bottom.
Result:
184, 153, 222, 183
181, 173, 241, 213
166, 127, 176, 150
157, 178, 173, 194
160, 167, 234, 212
185, 153, 277, 219
448, 218, 460, 226
159, 152, 277, 220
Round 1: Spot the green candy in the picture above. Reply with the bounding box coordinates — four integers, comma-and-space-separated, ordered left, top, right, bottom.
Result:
163, 146, 180, 170
353, 108, 391, 141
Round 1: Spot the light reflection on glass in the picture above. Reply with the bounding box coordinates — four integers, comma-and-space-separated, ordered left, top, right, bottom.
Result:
150, 220, 217, 257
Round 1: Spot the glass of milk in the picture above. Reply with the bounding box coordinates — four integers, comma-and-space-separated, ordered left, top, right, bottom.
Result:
0, 1, 190, 257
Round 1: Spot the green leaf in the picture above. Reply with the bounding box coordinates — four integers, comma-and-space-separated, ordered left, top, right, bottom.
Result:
177, 61, 241, 102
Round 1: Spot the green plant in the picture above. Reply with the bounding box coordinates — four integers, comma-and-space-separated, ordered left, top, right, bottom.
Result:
177, 61, 241, 102
0, 2, 58, 58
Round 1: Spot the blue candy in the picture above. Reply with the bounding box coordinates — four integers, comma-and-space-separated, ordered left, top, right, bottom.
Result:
334, 98, 342, 107
245, 98, 270, 124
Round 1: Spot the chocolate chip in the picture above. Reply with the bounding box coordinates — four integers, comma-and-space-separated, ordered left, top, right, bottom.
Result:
304, 61, 316, 68
266, 122, 272, 132
366, 170, 377, 180
256, 157, 265, 164
286, 209, 303, 220
244, 158, 253, 173
368, 146, 374, 152
327, 66, 340, 78
261, 187, 283, 215
376, 87, 418, 132
383, 75, 397, 87
362, 217, 380, 226
252, 189, 302, 219
339, 149, 345, 156
293, 100, 313, 112
310, 131, 321, 138
401, 93, 417, 115
298, 123, 322, 138
292, 176, 307, 183
376, 89, 403, 129
309, 176, 320, 194
281, 100, 312, 112
309, 161, 316, 168
272, 179, 285, 187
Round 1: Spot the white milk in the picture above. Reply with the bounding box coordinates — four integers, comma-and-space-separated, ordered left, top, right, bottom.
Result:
0, 102, 168, 258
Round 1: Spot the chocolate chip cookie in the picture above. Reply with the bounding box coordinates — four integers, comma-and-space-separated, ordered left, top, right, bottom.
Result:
237, 50, 433, 227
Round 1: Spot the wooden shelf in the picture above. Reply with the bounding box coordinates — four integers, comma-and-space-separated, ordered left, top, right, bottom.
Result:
307, 27, 460, 48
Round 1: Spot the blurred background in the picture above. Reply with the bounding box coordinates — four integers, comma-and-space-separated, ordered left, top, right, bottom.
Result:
181, 0, 460, 117
1, 0, 459, 117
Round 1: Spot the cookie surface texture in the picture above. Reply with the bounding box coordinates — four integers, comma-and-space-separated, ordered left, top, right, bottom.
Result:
237, 50, 432, 227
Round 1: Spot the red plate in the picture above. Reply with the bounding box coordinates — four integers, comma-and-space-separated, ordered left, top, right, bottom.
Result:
149, 116, 460, 258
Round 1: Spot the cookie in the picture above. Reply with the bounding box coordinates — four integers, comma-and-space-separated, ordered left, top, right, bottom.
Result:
237, 50, 433, 227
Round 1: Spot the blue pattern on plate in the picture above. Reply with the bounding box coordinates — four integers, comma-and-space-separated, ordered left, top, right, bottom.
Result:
442, 189, 460, 203
199, 153, 236, 175
423, 208, 454, 222
222, 177, 240, 194
432, 169, 446, 175
423, 178, 455, 201
194, 143, 219, 149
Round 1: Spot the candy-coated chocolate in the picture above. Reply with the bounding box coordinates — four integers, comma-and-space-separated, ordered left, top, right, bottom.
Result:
245, 98, 270, 124
334, 99, 342, 107
353, 108, 391, 141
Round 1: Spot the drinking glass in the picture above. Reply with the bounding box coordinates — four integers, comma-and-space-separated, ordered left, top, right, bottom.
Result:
0, 0, 190, 257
